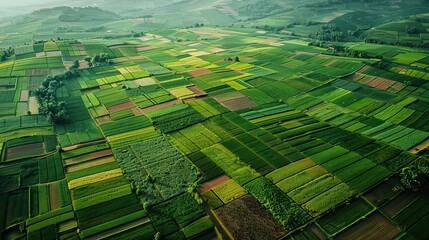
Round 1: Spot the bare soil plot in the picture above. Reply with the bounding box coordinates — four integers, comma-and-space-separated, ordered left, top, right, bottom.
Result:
95, 115, 113, 124
140, 99, 182, 114
187, 86, 207, 96
214, 195, 286, 240
200, 175, 230, 193
107, 101, 135, 113
28, 97, 39, 114
189, 68, 213, 77
6, 142, 45, 160
49, 182, 60, 210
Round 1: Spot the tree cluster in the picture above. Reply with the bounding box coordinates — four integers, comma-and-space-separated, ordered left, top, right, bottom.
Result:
85, 26, 106, 32
309, 41, 383, 59
225, 56, 240, 62
84, 53, 113, 67
400, 160, 429, 192
405, 26, 420, 34
0, 47, 14, 61
59, 14, 79, 22
255, 25, 286, 33
313, 24, 347, 42
364, 38, 429, 48
130, 31, 145, 37
238, 1, 289, 20
35, 60, 80, 123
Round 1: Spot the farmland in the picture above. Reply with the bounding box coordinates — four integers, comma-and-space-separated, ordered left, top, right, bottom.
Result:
1, 0, 429, 239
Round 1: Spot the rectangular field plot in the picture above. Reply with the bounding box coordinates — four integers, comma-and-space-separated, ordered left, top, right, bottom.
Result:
113, 136, 198, 205
214, 195, 286, 239
335, 212, 401, 240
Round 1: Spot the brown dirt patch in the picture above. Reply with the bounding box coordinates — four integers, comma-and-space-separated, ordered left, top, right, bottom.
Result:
35, 52, 46, 57
213, 91, 244, 102
49, 182, 60, 210
214, 195, 286, 240
210, 48, 225, 53
325, 60, 337, 66
187, 86, 207, 96
20, 90, 29, 102
107, 101, 135, 113
6, 142, 45, 160
200, 175, 230, 193
335, 212, 401, 240
140, 99, 182, 114
189, 68, 213, 77
220, 97, 258, 111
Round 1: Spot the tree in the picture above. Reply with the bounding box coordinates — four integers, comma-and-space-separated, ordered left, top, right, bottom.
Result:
234, 56, 240, 62
400, 160, 429, 192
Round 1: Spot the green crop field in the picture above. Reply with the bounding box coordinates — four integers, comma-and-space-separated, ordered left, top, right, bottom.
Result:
1, 0, 429, 239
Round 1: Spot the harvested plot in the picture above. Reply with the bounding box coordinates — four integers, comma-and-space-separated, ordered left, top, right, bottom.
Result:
214, 195, 286, 240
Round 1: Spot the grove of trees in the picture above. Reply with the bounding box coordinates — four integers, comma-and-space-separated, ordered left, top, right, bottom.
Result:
35, 60, 80, 123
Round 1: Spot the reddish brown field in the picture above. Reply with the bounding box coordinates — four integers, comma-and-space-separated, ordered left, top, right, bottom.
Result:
20, 90, 29, 102
214, 195, 286, 240
189, 68, 213, 77
364, 177, 402, 207
199, 175, 230, 193
187, 86, 207, 96
220, 97, 258, 111
6, 143, 45, 160
107, 101, 135, 113
335, 212, 401, 240
324, 60, 337, 66
49, 183, 60, 210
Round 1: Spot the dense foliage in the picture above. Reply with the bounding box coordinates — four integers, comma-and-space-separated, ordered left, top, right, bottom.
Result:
35, 60, 80, 123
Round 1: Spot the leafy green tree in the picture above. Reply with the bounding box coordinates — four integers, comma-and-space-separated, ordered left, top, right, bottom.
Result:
400, 160, 429, 192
